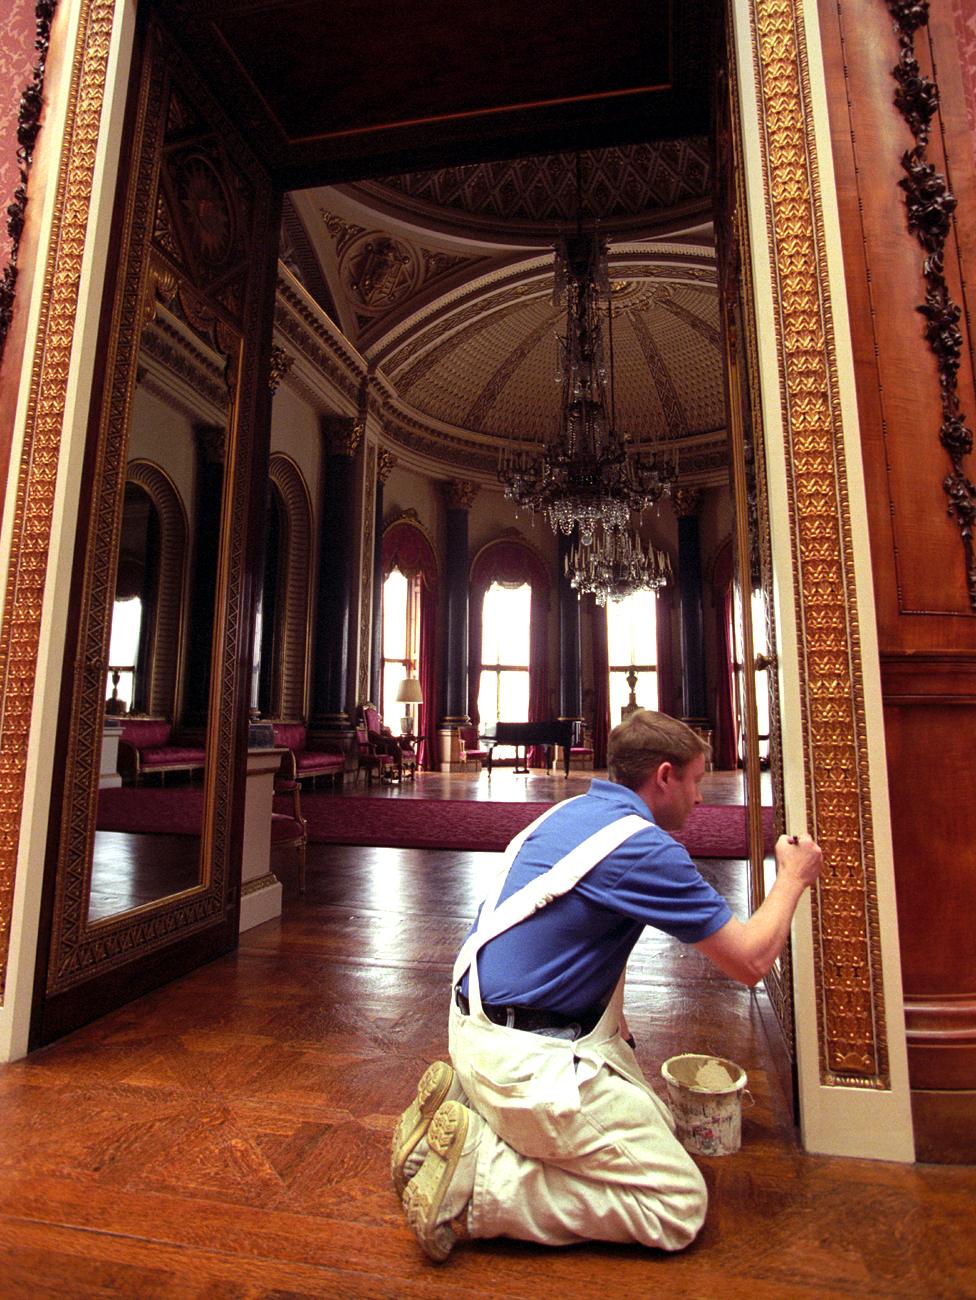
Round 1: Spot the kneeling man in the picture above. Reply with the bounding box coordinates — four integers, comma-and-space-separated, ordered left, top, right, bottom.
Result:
392, 709, 821, 1260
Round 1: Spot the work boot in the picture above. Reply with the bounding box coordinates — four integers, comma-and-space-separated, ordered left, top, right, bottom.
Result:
402, 1099, 482, 1262
391, 1061, 466, 1197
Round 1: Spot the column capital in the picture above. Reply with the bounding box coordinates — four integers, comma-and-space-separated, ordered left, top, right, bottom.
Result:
322, 413, 363, 458
442, 478, 479, 510
377, 448, 397, 483
672, 486, 703, 518
195, 424, 226, 465
268, 343, 295, 393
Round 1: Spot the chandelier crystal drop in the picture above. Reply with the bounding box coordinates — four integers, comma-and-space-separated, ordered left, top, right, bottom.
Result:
565, 524, 673, 607
497, 230, 675, 549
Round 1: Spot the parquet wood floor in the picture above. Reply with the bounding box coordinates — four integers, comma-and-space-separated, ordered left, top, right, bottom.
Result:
2, 772, 974, 1297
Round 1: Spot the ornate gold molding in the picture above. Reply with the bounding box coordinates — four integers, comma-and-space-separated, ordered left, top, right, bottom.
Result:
0, 0, 115, 1002
750, 0, 888, 1085
322, 413, 362, 458
671, 486, 703, 518
268, 343, 294, 393
44, 21, 276, 997
377, 448, 397, 483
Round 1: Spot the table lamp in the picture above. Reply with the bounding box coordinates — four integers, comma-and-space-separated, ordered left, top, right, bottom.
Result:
395, 676, 423, 734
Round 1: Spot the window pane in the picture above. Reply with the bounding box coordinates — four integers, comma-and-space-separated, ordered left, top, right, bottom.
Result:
481, 582, 530, 665
607, 589, 657, 666
752, 587, 770, 757
609, 667, 658, 723
382, 661, 407, 718
383, 569, 408, 658
107, 597, 142, 712
109, 597, 142, 667
477, 669, 499, 727
498, 669, 530, 721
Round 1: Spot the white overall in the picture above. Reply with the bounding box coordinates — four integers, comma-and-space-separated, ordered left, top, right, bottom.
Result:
449, 803, 708, 1250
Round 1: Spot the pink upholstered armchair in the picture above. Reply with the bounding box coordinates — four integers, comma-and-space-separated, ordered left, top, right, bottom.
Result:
354, 723, 397, 785
359, 703, 418, 779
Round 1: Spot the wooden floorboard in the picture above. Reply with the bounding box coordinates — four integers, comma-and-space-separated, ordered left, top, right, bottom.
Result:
2, 772, 974, 1297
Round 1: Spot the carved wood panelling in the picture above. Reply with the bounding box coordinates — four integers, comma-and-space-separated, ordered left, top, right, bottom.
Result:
819, 0, 976, 1118
886, 0, 976, 610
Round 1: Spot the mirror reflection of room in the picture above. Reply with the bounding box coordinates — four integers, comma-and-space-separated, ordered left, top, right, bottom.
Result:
91, 307, 231, 922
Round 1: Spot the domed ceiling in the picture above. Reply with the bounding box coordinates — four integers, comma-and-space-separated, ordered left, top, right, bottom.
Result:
282, 142, 729, 483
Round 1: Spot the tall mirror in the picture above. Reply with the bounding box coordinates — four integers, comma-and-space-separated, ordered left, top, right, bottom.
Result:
89, 299, 238, 922
34, 20, 276, 1045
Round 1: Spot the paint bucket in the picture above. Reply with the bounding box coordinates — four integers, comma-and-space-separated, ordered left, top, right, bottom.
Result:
661, 1053, 750, 1156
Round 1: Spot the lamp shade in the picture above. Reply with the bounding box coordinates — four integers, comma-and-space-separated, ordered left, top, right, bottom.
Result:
395, 677, 423, 704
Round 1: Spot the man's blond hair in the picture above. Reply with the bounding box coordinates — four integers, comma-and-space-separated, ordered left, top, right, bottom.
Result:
607, 709, 710, 790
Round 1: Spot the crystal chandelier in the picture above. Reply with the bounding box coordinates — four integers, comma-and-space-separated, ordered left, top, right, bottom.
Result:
497, 228, 674, 547
565, 524, 673, 607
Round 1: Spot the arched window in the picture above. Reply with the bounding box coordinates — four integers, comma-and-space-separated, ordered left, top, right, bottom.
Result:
477, 580, 531, 724
108, 480, 162, 715
381, 566, 421, 722
607, 589, 659, 723
469, 538, 550, 764
382, 516, 438, 765
254, 484, 284, 716
107, 593, 143, 713
255, 454, 313, 721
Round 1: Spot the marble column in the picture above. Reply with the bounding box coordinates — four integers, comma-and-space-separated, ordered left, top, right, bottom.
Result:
441, 479, 478, 725
309, 414, 362, 729
673, 487, 708, 724
370, 449, 396, 705
183, 424, 225, 731
558, 530, 582, 720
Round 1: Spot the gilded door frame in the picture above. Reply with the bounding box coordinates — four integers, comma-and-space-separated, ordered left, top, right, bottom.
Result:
730, 0, 913, 1157
0, 0, 915, 1162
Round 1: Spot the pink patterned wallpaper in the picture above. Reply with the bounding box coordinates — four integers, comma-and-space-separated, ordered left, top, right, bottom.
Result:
0, 0, 38, 265
953, 0, 976, 169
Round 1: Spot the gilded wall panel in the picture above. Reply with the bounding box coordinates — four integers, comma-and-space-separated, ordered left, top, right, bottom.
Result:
749, 0, 889, 1084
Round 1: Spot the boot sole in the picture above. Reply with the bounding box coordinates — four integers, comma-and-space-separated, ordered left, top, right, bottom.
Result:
402, 1101, 470, 1262
391, 1061, 456, 1198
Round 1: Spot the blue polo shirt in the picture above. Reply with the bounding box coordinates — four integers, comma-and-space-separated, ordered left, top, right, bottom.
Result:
462, 779, 732, 1017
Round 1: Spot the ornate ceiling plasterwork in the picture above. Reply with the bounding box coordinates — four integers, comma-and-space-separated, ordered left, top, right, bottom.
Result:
282, 145, 727, 480
347, 140, 712, 241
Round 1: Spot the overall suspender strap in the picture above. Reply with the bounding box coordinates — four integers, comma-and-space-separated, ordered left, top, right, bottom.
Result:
474, 795, 585, 923
452, 813, 650, 989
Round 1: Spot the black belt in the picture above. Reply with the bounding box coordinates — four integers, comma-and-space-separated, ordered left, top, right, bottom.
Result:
454, 987, 601, 1036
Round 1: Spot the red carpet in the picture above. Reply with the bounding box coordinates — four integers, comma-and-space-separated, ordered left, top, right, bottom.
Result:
97, 788, 773, 858
301, 795, 773, 857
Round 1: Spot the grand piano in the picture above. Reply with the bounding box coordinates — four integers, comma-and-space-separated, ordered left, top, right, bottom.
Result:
482, 720, 578, 777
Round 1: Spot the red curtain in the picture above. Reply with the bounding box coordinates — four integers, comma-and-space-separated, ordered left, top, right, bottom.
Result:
711, 538, 737, 771
382, 520, 439, 768
591, 599, 609, 769
468, 539, 551, 764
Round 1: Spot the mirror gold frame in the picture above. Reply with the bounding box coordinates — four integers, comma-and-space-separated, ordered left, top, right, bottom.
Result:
39, 19, 277, 1013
